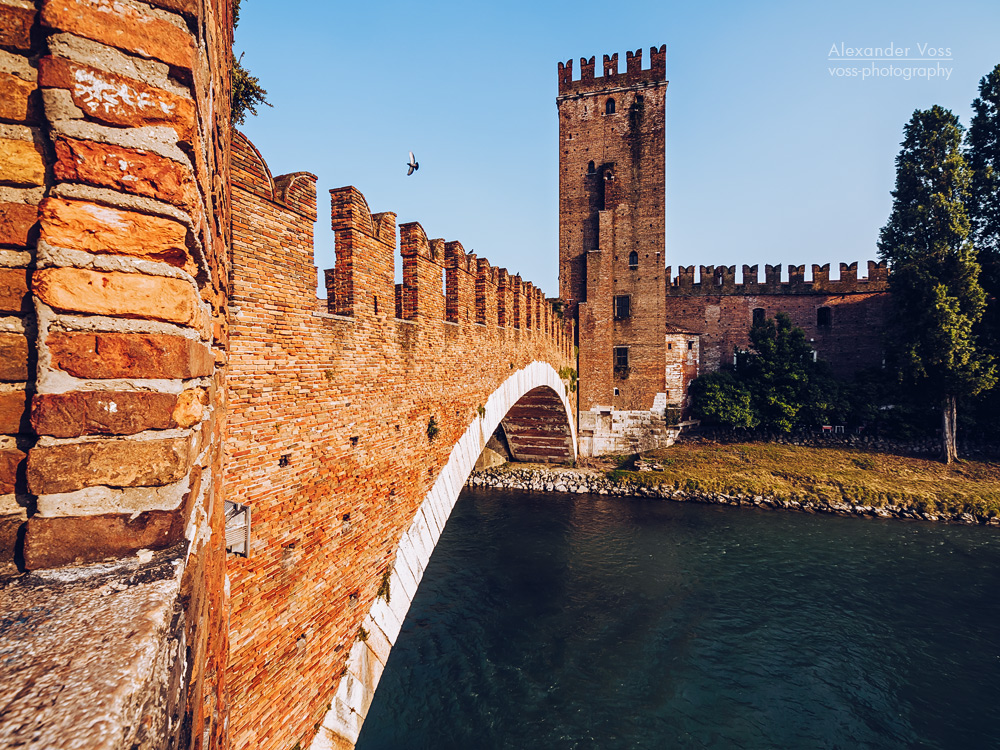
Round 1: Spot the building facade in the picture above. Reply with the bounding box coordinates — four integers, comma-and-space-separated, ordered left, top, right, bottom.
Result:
558, 47, 890, 455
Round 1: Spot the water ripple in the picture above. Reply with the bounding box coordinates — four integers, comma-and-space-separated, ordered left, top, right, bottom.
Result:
357, 490, 1000, 750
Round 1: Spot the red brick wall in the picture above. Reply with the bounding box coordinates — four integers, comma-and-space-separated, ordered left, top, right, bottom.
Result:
558, 47, 668, 413
226, 132, 574, 750
0, 0, 233, 744
665, 262, 890, 377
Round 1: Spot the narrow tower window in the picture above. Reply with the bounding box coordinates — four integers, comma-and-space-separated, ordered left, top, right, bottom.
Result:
614, 347, 629, 369
587, 160, 596, 174
628, 250, 638, 269
817, 306, 832, 328
752, 308, 765, 325
613, 294, 631, 320
605, 98, 616, 115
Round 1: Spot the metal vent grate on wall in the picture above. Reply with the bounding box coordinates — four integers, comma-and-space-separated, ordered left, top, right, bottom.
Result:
225, 501, 251, 557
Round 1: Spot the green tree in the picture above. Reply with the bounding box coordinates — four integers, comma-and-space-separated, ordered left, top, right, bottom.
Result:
688, 313, 842, 433
878, 105, 996, 463
231, 0, 271, 125
689, 370, 757, 429
967, 64, 1000, 354
739, 312, 831, 432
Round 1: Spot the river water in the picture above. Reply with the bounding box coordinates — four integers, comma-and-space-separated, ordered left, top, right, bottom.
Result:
356, 489, 1000, 750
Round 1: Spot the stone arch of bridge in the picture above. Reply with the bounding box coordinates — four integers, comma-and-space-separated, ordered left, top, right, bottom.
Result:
312, 361, 576, 749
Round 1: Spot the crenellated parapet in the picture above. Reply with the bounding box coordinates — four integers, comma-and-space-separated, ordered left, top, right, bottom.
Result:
666, 260, 889, 296
557, 44, 666, 97
232, 133, 572, 352
228, 133, 575, 750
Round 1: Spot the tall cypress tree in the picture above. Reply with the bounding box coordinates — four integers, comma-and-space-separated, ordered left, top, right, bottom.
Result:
878, 106, 996, 463
967, 64, 1000, 352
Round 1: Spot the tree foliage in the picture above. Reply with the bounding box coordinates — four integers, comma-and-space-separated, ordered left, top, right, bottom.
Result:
690, 313, 844, 433
689, 370, 757, 429
230, 0, 271, 126
878, 105, 996, 461
967, 64, 1000, 352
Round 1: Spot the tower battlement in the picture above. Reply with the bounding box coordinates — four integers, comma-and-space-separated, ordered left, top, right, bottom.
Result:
558, 45, 666, 96
666, 261, 889, 295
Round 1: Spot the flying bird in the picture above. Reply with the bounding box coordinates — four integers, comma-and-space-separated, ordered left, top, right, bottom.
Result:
407, 151, 419, 176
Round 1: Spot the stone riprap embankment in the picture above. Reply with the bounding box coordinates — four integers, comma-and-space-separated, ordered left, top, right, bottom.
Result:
466, 465, 1000, 526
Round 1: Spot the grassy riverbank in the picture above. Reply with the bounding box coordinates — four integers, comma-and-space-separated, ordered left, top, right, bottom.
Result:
609, 442, 1000, 518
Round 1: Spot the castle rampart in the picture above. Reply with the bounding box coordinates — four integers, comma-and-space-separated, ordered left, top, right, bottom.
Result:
664, 260, 890, 377
226, 132, 574, 750
666, 260, 889, 295
557, 45, 667, 96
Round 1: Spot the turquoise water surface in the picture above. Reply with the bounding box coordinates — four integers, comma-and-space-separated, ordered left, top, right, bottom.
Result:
357, 489, 1000, 750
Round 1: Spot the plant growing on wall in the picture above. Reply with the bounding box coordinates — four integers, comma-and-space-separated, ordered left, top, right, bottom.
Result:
558, 366, 578, 392
427, 415, 439, 441
376, 568, 391, 603
231, 0, 272, 125
879, 105, 996, 463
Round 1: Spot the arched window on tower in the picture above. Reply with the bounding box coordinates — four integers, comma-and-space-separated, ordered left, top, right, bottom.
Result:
752, 308, 765, 326
628, 250, 638, 269
817, 306, 832, 328
605, 98, 616, 115
587, 160, 596, 174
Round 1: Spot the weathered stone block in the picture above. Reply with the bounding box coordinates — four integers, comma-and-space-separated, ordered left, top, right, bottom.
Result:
39, 0, 196, 71
143, 0, 199, 17
0, 390, 28, 434
47, 331, 214, 379
0, 333, 28, 381
0, 137, 45, 186
31, 390, 179, 437
0, 268, 29, 312
23, 510, 184, 568
0, 71, 34, 122
27, 435, 191, 494
0, 201, 38, 247
171, 387, 205, 428
53, 137, 199, 212
33, 267, 201, 325
40, 197, 194, 274
0, 4, 35, 51
0, 447, 25, 494
38, 56, 194, 142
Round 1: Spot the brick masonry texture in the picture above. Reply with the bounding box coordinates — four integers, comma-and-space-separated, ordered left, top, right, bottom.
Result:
664, 262, 889, 377
558, 47, 889, 456
0, 0, 234, 745
225, 132, 574, 750
558, 47, 668, 416
0, 12, 898, 750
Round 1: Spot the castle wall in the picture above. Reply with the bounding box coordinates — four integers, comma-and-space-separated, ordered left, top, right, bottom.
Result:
558, 46, 668, 420
226, 133, 574, 750
0, 0, 233, 745
665, 263, 890, 377
664, 331, 699, 406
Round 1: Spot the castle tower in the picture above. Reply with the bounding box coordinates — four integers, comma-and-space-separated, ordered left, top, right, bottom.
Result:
557, 46, 668, 449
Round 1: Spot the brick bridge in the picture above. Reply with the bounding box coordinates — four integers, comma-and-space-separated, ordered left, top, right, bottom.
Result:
0, 2, 574, 748
226, 134, 576, 748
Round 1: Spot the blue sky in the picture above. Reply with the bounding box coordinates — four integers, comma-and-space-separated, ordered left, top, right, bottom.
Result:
234, 0, 1000, 296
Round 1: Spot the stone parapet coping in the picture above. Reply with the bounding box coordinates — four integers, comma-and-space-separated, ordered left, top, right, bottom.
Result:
0, 543, 187, 749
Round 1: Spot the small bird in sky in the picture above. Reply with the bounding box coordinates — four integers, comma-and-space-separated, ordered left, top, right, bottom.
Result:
407, 151, 419, 176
